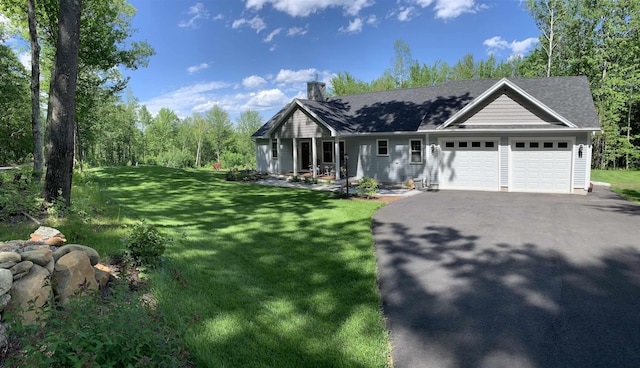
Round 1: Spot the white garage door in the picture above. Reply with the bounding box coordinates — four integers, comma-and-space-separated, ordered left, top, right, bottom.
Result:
511, 140, 572, 193
439, 139, 499, 191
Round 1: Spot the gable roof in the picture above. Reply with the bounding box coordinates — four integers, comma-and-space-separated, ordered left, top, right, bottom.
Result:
251, 76, 600, 138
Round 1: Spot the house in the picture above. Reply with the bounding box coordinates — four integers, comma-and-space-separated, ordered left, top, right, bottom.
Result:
251, 77, 601, 194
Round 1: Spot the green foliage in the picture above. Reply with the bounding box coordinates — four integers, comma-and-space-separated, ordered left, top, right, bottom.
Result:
0, 43, 31, 165
123, 221, 169, 267
357, 177, 379, 198
290, 175, 300, 182
0, 168, 43, 222
303, 176, 318, 184
6, 282, 190, 367
220, 151, 246, 169
156, 149, 195, 169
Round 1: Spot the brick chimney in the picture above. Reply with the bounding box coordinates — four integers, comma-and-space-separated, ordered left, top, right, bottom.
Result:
307, 81, 326, 101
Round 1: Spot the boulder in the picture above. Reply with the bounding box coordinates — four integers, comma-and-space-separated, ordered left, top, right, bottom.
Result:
0, 252, 21, 264
21, 248, 53, 267
0, 269, 13, 295
94, 266, 111, 289
10, 261, 33, 276
0, 241, 23, 252
0, 294, 10, 313
0, 322, 7, 350
52, 251, 98, 305
30, 226, 65, 240
10, 264, 52, 325
0, 262, 17, 269
53, 244, 100, 266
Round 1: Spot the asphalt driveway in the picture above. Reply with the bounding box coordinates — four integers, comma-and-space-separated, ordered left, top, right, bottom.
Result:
373, 187, 640, 368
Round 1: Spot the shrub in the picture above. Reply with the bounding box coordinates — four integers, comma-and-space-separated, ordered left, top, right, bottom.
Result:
357, 177, 379, 198
6, 282, 190, 367
0, 168, 43, 222
156, 150, 194, 169
123, 221, 169, 267
290, 175, 300, 182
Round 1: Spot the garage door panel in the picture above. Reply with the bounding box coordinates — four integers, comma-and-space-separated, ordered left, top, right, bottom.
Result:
511, 140, 571, 193
439, 140, 499, 191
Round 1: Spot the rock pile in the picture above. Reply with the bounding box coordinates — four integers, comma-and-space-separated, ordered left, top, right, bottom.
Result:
0, 226, 112, 347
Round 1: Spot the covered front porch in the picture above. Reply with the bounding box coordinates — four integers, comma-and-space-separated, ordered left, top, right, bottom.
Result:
271, 137, 349, 180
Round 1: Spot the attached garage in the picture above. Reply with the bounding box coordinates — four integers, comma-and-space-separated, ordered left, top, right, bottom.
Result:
510, 139, 573, 193
438, 138, 499, 191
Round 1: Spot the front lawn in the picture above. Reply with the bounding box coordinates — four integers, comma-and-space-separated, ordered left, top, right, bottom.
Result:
591, 169, 640, 203
89, 166, 390, 367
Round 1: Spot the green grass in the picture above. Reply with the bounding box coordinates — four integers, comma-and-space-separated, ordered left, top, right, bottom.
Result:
591, 169, 640, 203
86, 166, 389, 367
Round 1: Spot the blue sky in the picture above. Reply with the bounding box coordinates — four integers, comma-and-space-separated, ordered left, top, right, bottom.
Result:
3, 0, 542, 123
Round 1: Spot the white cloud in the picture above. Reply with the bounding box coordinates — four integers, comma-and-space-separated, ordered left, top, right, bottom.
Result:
243, 89, 290, 110
187, 63, 209, 74
413, 0, 485, 20
397, 7, 416, 21
141, 81, 232, 117
212, 14, 224, 21
243, 75, 268, 89
274, 68, 319, 84
365, 14, 377, 25
264, 28, 282, 42
483, 36, 538, 57
179, 3, 210, 28
245, 0, 374, 17
339, 18, 363, 33
287, 26, 308, 36
232, 15, 267, 33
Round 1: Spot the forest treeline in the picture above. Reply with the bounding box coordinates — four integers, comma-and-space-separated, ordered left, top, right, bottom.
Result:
1, 0, 638, 172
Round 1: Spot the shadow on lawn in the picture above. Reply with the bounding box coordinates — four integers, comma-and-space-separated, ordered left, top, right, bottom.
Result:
91, 166, 385, 367
373, 221, 640, 368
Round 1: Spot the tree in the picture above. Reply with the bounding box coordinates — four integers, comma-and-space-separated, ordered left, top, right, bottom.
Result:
44, 0, 82, 206
234, 110, 263, 167
0, 42, 31, 165
392, 39, 414, 88
192, 112, 210, 167
329, 72, 369, 95
527, 0, 567, 77
146, 107, 179, 160
205, 106, 233, 163
27, 0, 44, 179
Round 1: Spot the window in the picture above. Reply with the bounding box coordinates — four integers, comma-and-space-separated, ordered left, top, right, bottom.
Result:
544, 142, 554, 148
271, 141, 278, 159
471, 141, 481, 148
322, 141, 333, 163
515, 142, 525, 148
558, 142, 568, 148
377, 140, 389, 156
485, 142, 495, 148
529, 142, 539, 148
322, 141, 346, 163
445, 142, 454, 148
458, 141, 468, 148
410, 140, 422, 163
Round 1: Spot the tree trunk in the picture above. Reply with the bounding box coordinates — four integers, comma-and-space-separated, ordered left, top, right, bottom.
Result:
27, 0, 43, 180
44, 0, 82, 207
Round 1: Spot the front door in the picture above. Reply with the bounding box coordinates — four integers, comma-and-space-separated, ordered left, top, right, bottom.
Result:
301, 142, 311, 170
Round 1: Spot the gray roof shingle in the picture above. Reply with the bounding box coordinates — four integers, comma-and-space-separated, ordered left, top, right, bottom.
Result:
252, 76, 600, 138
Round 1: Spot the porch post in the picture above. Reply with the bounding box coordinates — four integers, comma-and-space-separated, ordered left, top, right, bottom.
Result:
292, 137, 298, 176
311, 137, 317, 178
276, 138, 281, 174
334, 136, 341, 180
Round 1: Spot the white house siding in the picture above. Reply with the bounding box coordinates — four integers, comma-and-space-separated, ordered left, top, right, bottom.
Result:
573, 133, 590, 190
274, 110, 331, 139
500, 137, 509, 188
256, 139, 270, 172
458, 91, 558, 126
279, 140, 293, 173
